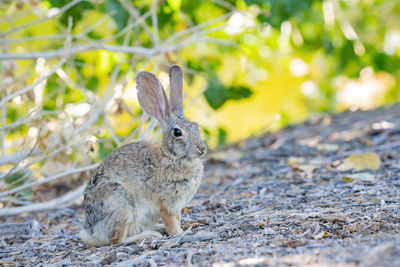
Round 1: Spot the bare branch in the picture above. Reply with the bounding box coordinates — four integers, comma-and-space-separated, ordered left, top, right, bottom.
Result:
0, 149, 40, 166
0, 32, 236, 61
163, 12, 233, 46
0, 16, 74, 106
56, 68, 96, 101
73, 63, 124, 137
0, 110, 58, 132
1, 0, 84, 38
151, 0, 160, 47
0, 127, 41, 184
0, 58, 67, 106
0, 43, 153, 60
102, 12, 151, 43
210, 0, 237, 11
78, 10, 115, 38
74, 28, 131, 136
105, 112, 121, 146
118, 0, 153, 41
0, 164, 98, 198
0, 34, 67, 45
0, 135, 87, 178
0, 183, 86, 217
0, 10, 114, 46
163, 36, 237, 52
0, 2, 239, 218
0, 64, 34, 88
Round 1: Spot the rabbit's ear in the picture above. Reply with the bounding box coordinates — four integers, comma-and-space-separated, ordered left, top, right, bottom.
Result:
169, 65, 183, 115
136, 71, 171, 130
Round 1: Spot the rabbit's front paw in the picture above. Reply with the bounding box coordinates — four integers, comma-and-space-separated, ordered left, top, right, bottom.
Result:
160, 209, 183, 235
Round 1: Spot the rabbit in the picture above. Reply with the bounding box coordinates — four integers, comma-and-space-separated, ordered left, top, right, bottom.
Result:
79, 65, 207, 246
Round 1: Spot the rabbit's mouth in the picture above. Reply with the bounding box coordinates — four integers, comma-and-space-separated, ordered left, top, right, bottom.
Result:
196, 145, 207, 158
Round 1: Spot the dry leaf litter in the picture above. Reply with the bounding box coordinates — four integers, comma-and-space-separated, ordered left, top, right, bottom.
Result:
1, 105, 400, 266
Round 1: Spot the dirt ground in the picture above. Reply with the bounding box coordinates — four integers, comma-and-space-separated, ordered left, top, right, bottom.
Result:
1, 105, 400, 266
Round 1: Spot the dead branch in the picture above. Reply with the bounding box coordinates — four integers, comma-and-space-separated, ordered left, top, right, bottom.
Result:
0, 163, 98, 198
0, 183, 86, 217
151, 0, 160, 47
0, 1, 236, 217
0, 36, 235, 61
0, 149, 40, 166
0, 110, 58, 132
1, 0, 83, 38
118, 0, 153, 41
0, 58, 67, 106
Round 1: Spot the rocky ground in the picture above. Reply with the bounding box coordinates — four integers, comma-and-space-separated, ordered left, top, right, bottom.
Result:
1, 105, 400, 266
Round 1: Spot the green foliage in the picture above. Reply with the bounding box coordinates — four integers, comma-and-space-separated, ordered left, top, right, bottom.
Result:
86, 77, 99, 92
248, 0, 317, 27
373, 52, 400, 72
217, 127, 227, 146
43, 73, 62, 111
204, 76, 253, 110
96, 139, 119, 161
1, 0, 400, 149
104, 0, 130, 31
47, 0, 94, 27
4, 169, 33, 201
167, 0, 182, 11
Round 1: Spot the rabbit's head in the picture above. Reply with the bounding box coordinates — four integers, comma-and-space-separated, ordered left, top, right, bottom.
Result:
136, 66, 207, 160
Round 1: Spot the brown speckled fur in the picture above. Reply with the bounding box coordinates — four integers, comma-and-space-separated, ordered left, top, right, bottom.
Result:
80, 66, 207, 246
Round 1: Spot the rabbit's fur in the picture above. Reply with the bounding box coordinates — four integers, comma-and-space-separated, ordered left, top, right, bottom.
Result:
80, 66, 207, 246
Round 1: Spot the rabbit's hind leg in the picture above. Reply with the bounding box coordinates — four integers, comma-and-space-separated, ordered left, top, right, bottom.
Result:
82, 180, 135, 246
103, 190, 136, 245
81, 199, 134, 246
87, 198, 135, 245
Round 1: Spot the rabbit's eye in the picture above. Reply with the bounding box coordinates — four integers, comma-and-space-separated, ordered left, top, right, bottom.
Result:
173, 128, 182, 137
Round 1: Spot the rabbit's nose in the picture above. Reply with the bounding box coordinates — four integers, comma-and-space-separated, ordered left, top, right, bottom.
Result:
197, 144, 207, 157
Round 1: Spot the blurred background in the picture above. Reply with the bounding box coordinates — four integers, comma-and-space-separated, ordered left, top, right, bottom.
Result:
0, 0, 399, 206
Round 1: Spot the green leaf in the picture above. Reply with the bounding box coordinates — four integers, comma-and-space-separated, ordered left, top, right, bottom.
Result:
218, 127, 227, 146
4, 170, 32, 188
86, 77, 99, 92
15, 189, 33, 202
204, 76, 253, 110
204, 77, 228, 110
4, 169, 33, 201
342, 177, 353, 182
372, 52, 400, 72
48, 0, 94, 28
97, 139, 118, 161
7, 107, 18, 123
104, 0, 130, 31
227, 86, 253, 100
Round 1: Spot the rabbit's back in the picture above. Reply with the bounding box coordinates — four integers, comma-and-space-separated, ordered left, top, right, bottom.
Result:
90, 141, 160, 184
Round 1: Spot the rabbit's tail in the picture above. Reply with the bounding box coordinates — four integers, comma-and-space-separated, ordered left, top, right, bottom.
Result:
79, 228, 109, 247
